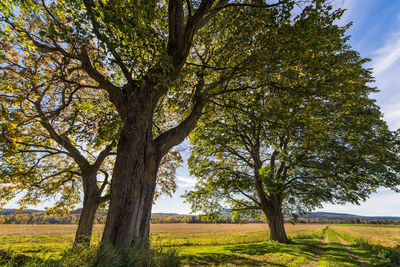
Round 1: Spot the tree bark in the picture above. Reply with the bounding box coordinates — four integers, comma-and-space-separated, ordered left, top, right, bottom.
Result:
73, 171, 104, 246
100, 98, 160, 247
74, 194, 100, 245
101, 135, 158, 247
262, 195, 289, 243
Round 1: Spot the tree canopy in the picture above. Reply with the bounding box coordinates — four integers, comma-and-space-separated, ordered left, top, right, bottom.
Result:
0, 6, 183, 242
0, 37, 118, 243
184, 4, 399, 242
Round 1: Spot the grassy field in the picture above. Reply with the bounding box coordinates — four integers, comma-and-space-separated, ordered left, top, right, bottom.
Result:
1, 223, 400, 266
332, 224, 400, 247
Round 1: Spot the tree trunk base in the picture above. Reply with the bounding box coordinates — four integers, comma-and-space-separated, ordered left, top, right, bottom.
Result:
263, 195, 289, 244
74, 196, 99, 246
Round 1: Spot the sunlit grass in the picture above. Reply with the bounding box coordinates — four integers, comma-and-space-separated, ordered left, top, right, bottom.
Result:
2, 224, 400, 266
179, 228, 326, 266
0, 224, 325, 265
318, 228, 358, 266
333, 228, 400, 266
0, 223, 323, 259
332, 225, 400, 248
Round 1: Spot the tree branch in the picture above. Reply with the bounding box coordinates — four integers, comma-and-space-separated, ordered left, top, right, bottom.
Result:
228, 206, 260, 211
194, 0, 228, 33
34, 101, 90, 170
99, 169, 110, 194
283, 175, 327, 187
93, 141, 115, 170
237, 188, 261, 206
220, 143, 253, 167
167, 0, 185, 61
82, 0, 133, 83
30, 170, 80, 189
225, 195, 259, 210
79, 47, 123, 106
154, 75, 205, 156
207, 1, 286, 14
168, 0, 216, 76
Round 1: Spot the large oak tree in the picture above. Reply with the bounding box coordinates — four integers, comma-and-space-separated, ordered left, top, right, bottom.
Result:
0, 54, 117, 244
184, 5, 399, 243
0, 29, 183, 246
1, 0, 296, 248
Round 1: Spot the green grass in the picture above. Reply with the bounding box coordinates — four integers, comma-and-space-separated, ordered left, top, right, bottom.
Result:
0, 235, 72, 259
0, 243, 181, 267
180, 239, 321, 266
2, 224, 400, 266
0, 226, 327, 266
182, 228, 328, 266
0, 234, 102, 259
179, 229, 326, 266
0, 226, 321, 261
333, 228, 400, 266
317, 228, 359, 266
151, 231, 270, 247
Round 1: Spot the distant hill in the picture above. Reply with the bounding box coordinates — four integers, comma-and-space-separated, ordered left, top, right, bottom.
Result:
303, 212, 400, 221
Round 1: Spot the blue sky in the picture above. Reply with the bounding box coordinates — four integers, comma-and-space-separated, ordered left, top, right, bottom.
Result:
153, 0, 400, 216
5, 0, 400, 216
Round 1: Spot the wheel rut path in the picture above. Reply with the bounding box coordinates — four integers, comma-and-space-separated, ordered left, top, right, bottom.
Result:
335, 233, 371, 267
301, 229, 372, 267
300, 232, 329, 267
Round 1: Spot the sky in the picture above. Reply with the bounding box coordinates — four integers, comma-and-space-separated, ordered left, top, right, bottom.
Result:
153, 0, 400, 216
5, 0, 400, 216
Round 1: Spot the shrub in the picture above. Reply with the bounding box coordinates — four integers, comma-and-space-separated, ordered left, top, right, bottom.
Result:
356, 237, 400, 266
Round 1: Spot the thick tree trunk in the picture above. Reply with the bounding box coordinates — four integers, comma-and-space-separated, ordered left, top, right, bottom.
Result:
101, 133, 158, 247
262, 195, 288, 243
101, 101, 159, 248
74, 194, 100, 245
99, 83, 202, 249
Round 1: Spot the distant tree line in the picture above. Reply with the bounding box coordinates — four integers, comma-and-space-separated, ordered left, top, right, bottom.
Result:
0, 212, 264, 224
2, 211, 400, 226
0, 212, 103, 224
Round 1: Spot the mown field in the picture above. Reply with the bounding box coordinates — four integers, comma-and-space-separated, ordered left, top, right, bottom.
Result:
1, 223, 400, 266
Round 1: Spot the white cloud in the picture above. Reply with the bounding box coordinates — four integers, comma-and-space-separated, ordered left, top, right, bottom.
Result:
366, 11, 400, 131
372, 46, 400, 131
176, 176, 196, 187
372, 32, 400, 75
381, 103, 400, 130
317, 189, 400, 216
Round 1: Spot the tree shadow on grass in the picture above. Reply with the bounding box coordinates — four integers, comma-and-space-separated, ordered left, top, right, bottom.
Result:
321, 242, 359, 266
339, 243, 373, 267
0, 249, 33, 266
352, 240, 400, 266
227, 240, 319, 257
182, 240, 321, 266
182, 252, 265, 266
